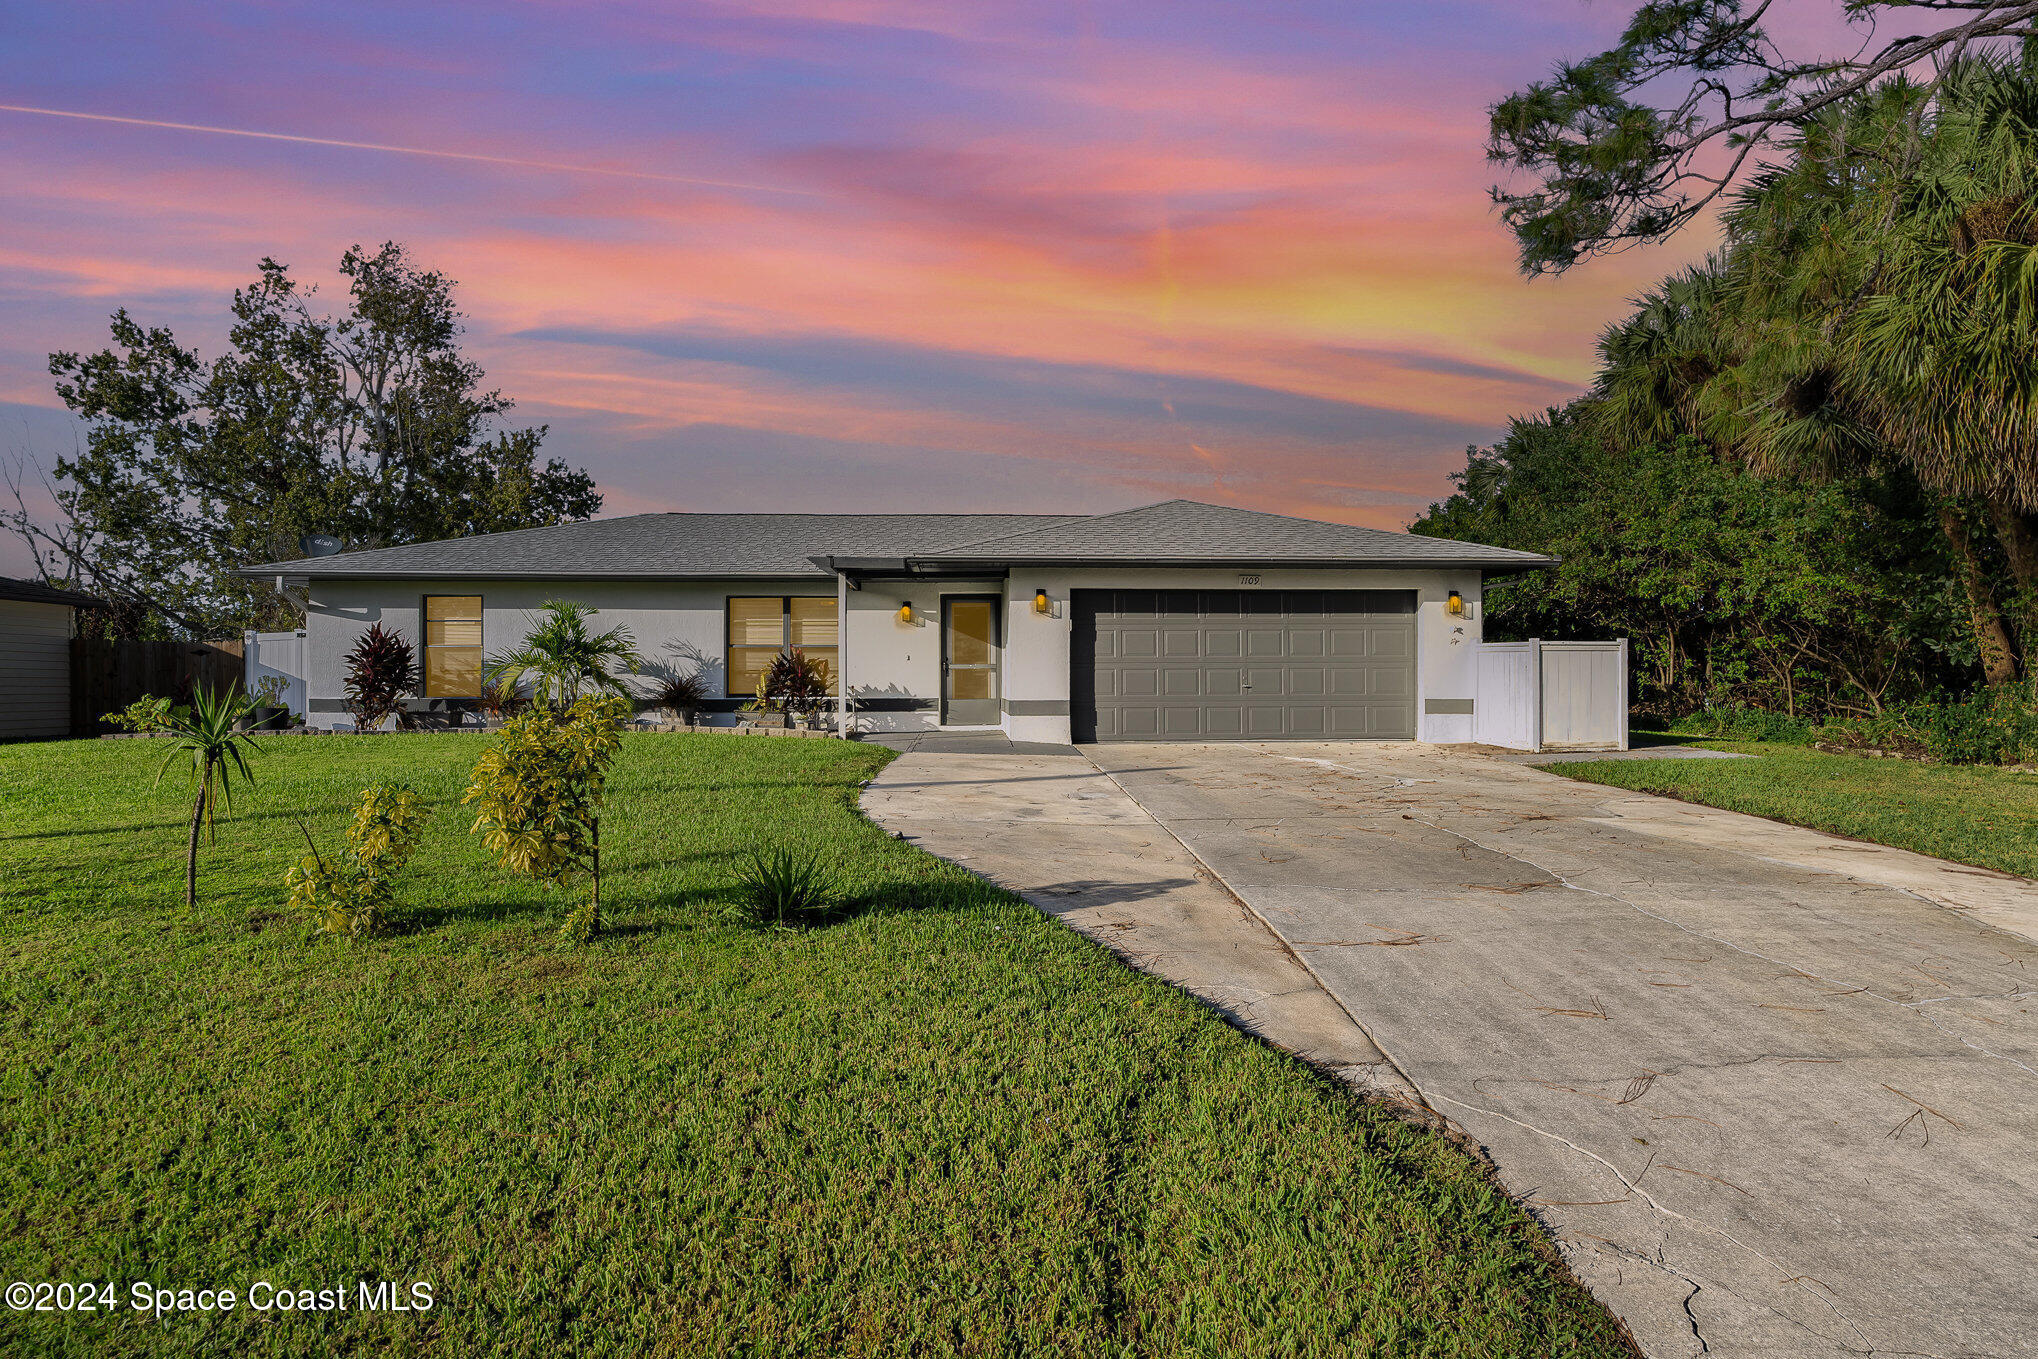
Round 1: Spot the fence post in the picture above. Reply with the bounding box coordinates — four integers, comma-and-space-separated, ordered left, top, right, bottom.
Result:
1528, 638, 1544, 754
1618, 636, 1631, 751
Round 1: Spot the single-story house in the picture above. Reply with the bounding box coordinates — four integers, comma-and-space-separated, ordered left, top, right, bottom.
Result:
0, 576, 104, 741
244, 499, 1553, 744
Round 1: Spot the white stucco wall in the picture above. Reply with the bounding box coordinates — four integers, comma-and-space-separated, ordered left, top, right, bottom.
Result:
302, 569, 1485, 741
302, 577, 835, 729
840, 576, 1005, 732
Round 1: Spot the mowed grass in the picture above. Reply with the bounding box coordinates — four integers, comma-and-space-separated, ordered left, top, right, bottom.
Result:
0, 734, 1627, 1358
1548, 738, 2038, 879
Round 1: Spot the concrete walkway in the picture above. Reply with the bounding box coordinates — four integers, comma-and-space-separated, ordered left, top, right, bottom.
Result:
860, 746, 1415, 1095
1086, 742, 2038, 1359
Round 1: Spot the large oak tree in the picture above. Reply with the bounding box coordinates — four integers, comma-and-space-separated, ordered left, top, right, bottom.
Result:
26, 243, 600, 635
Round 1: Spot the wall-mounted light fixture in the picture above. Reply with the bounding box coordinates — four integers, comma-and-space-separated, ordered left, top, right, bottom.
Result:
1032, 587, 1051, 616
896, 600, 914, 625
1445, 589, 1467, 618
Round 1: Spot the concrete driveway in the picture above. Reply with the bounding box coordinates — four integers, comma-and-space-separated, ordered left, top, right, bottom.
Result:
1082, 742, 2038, 1359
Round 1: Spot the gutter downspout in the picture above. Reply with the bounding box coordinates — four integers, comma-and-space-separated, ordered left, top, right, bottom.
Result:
836, 569, 849, 738
274, 575, 310, 613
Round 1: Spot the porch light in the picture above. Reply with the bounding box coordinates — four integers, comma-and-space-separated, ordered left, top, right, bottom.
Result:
1033, 587, 1051, 615
896, 600, 914, 625
1445, 590, 1466, 618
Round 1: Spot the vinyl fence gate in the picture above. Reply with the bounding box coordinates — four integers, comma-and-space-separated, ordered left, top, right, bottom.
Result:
244, 629, 308, 716
1471, 638, 1629, 753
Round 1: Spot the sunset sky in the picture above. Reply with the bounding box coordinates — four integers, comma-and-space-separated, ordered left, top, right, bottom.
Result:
0, 0, 1725, 568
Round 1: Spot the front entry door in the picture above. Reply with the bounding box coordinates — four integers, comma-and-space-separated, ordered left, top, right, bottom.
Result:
941, 596, 1002, 725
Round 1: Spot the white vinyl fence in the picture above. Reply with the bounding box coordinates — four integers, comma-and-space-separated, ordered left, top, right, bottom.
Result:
1472, 638, 1629, 753
244, 629, 308, 713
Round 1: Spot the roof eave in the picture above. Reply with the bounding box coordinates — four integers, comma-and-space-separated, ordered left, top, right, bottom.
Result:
914, 554, 1556, 571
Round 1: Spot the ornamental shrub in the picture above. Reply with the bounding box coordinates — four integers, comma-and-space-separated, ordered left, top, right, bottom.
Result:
104, 694, 178, 733
1666, 704, 1818, 745
462, 693, 630, 944
286, 782, 432, 937
344, 623, 417, 732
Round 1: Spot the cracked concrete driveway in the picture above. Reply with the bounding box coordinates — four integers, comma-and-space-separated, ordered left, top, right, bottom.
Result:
1084, 742, 2038, 1359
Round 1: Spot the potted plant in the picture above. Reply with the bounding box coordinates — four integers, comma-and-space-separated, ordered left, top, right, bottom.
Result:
476, 677, 527, 730
242, 675, 291, 732
757, 649, 831, 731
653, 672, 708, 728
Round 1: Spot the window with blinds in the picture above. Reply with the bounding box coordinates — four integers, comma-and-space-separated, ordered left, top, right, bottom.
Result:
726, 597, 839, 697
423, 596, 484, 697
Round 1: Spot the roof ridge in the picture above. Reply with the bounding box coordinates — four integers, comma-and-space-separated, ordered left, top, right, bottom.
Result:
919, 511, 1104, 553
925, 498, 1226, 553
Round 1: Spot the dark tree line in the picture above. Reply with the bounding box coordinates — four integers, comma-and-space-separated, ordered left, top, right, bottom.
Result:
7, 243, 600, 637
1427, 3, 2038, 715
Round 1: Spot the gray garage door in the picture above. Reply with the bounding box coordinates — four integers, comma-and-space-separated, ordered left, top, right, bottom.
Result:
1072, 589, 1415, 742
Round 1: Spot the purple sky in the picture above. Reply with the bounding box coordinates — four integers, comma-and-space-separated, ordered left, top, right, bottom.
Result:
0, 0, 1732, 573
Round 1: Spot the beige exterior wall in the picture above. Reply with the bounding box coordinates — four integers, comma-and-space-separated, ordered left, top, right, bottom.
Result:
0, 599, 75, 740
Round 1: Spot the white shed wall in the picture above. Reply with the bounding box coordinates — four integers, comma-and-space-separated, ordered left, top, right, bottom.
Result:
0, 599, 75, 740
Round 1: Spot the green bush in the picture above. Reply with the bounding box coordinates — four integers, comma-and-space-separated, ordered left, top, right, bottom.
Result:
463, 693, 630, 944
1907, 688, 2038, 764
285, 783, 433, 937
103, 694, 177, 733
1819, 689, 2038, 764
1668, 704, 1819, 745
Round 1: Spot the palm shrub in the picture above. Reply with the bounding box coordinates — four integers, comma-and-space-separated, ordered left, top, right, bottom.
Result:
153, 684, 260, 910
344, 623, 417, 731
484, 601, 641, 715
735, 845, 833, 929
285, 783, 433, 937
463, 693, 630, 944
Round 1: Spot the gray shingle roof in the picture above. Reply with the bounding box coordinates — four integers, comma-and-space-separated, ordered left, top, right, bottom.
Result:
0, 576, 105, 607
241, 513, 1078, 579
923, 500, 1552, 567
241, 501, 1551, 578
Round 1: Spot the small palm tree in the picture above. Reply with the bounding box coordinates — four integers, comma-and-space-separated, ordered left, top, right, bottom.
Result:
484, 601, 642, 714
155, 684, 261, 911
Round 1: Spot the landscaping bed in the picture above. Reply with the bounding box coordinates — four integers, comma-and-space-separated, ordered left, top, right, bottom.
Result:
0, 733, 1628, 1357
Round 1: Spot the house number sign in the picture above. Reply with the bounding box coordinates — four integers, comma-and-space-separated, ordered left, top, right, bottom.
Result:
1238, 574, 1261, 586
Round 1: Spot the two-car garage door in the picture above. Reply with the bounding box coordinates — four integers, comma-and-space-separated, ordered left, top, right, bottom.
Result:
1072, 589, 1415, 742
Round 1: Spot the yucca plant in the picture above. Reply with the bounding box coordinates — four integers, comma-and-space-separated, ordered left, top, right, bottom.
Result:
736, 846, 832, 929
154, 683, 260, 911
485, 601, 642, 716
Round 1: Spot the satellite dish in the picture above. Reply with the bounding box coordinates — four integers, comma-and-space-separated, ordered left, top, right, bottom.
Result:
301, 534, 344, 558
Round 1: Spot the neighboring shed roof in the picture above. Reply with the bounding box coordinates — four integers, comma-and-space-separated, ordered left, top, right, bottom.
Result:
242, 513, 1079, 579
240, 500, 1551, 579
0, 576, 105, 608
921, 500, 1553, 568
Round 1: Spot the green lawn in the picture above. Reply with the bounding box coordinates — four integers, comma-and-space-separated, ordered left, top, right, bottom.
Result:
0, 734, 1625, 1358
1546, 737, 2038, 879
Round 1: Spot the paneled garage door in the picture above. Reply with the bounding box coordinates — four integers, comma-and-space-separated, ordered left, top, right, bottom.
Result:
1072, 589, 1415, 742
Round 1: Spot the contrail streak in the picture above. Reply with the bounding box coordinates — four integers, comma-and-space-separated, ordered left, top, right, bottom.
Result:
0, 102, 823, 197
